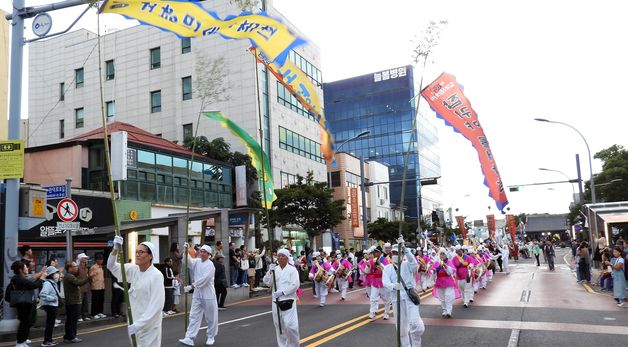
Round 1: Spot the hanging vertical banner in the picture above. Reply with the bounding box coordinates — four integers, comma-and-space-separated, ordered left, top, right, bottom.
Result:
487, 214, 496, 240
455, 215, 467, 240
506, 214, 518, 244
350, 187, 359, 228
203, 112, 276, 209
421, 72, 509, 212
250, 47, 334, 162
100, 0, 305, 66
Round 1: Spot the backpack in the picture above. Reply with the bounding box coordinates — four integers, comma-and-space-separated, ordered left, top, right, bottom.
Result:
4, 282, 12, 302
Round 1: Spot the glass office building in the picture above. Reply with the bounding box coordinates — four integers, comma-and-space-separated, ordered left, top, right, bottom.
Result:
323, 65, 441, 220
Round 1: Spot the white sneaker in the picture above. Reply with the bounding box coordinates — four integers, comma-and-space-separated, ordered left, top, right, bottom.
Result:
205, 338, 215, 346
55, 319, 61, 324
368, 313, 376, 319
383, 313, 389, 320
178, 338, 194, 346
167, 310, 176, 315
330, 288, 339, 293
242, 283, 249, 287
77, 318, 84, 322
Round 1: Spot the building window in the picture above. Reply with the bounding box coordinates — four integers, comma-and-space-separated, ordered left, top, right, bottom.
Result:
75, 108, 84, 128
182, 76, 192, 100
278, 126, 323, 163
150, 90, 161, 113
276, 82, 314, 121
106, 100, 115, 118
183, 123, 193, 141
105, 60, 115, 80
75, 68, 84, 88
59, 119, 64, 139
59, 82, 65, 101
181, 37, 191, 54
150, 47, 161, 69
280, 171, 297, 188
330, 171, 341, 187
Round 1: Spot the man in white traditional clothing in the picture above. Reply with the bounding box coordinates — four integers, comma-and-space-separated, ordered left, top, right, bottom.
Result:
179, 244, 219, 346
263, 248, 300, 347
107, 236, 165, 347
383, 238, 425, 347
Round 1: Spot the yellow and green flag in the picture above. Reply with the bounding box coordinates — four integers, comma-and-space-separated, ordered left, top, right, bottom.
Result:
100, 0, 305, 65
203, 111, 276, 209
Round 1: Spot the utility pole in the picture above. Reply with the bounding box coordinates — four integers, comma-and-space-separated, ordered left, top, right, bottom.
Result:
2, 0, 88, 331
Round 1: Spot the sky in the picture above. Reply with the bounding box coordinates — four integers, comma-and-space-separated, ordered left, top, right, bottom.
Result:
3, 0, 627, 222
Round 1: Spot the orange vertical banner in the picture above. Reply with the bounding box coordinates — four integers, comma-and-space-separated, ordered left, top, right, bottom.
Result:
350, 187, 359, 228
487, 214, 496, 240
421, 72, 509, 212
506, 214, 518, 244
455, 215, 467, 240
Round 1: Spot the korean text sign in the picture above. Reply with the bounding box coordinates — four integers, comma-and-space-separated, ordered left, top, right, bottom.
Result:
421, 72, 509, 212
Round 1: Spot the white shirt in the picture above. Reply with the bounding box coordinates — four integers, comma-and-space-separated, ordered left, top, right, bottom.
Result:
107, 256, 164, 347
188, 254, 216, 300
383, 249, 418, 291
263, 264, 299, 301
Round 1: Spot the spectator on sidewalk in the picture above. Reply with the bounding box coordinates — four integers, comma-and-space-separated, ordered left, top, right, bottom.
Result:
162, 257, 176, 315
39, 266, 63, 347
63, 261, 92, 343
578, 242, 591, 283
599, 253, 613, 291
10, 260, 46, 347
606, 246, 627, 307
19, 245, 35, 274
214, 241, 224, 258
247, 251, 256, 287
76, 253, 92, 322
89, 253, 106, 319
110, 272, 125, 318
254, 248, 266, 288
213, 254, 228, 310
228, 242, 239, 288
169, 242, 183, 277
239, 251, 250, 288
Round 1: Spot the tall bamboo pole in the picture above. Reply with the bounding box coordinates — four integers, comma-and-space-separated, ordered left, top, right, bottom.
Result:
95, 10, 136, 347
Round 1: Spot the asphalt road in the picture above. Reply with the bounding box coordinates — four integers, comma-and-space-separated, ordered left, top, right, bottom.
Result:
3, 248, 626, 346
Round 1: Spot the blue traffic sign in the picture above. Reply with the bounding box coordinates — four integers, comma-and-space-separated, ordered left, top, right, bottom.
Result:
43, 185, 67, 199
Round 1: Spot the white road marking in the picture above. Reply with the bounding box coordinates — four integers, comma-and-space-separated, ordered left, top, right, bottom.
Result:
507, 329, 520, 347
199, 310, 272, 330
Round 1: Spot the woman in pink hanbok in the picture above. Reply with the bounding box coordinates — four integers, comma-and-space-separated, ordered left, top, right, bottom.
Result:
332, 254, 353, 300
430, 248, 461, 318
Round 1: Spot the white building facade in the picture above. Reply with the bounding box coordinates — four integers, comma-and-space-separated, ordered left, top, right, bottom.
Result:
367, 160, 392, 221
27, 0, 327, 207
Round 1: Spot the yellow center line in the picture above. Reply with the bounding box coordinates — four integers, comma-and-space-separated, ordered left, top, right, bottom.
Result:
299, 289, 432, 344
304, 313, 385, 347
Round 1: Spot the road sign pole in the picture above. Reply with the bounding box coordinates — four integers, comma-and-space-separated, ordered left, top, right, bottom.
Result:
65, 177, 73, 263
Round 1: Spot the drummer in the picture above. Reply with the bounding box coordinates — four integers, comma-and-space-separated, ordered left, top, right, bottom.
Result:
308, 252, 332, 307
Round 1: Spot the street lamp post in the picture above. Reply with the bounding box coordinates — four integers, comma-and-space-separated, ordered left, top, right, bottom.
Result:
534, 118, 596, 203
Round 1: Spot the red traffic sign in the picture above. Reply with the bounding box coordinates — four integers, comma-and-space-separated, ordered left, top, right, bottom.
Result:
57, 198, 79, 222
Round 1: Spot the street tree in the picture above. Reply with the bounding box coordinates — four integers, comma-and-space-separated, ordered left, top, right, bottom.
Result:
368, 218, 419, 243
264, 172, 345, 246
584, 144, 628, 203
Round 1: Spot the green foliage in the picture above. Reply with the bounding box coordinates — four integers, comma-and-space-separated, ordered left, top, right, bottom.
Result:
367, 218, 421, 243
584, 144, 628, 203
263, 172, 345, 242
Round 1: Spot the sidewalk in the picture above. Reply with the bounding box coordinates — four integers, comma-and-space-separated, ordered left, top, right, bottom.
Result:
562, 252, 614, 298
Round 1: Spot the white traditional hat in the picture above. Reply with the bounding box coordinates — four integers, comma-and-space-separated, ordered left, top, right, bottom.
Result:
277, 248, 291, 258
76, 253, 89, 261
391, 245, 400, 253
462, 245, 468, 251
384, 242, 392, 248
140, 241, 156, 257
438, 248, 449, 255
468, 247, 476, 254
200, 245, 212, 254
454, 245, 462, 251
313, 251, 321, 258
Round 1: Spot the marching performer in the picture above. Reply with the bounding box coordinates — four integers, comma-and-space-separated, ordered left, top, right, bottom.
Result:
263, 249, 300, 347
452, 246, 472, 308
365, 246, 392, 320
383, 239, 425, 347
308, 252, 332, 307
332, 253, 353, 300
415, 249, 430, 292
358, 248, 372, 296
179, 244, 218, 346
107, 236, 165, 347
430, 248, 460, 318
466, 247, 482, 304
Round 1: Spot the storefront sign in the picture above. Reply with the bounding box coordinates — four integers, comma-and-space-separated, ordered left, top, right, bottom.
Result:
43, 185, 67, 199
229, 213, 248, 227
229, 228, 243, 238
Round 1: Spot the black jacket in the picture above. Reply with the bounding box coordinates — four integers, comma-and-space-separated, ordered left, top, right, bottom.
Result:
11, 274, 43, 291
213, 260, 227, 287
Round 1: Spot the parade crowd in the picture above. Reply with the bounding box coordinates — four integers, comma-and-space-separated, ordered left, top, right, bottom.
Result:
3, 234, 627, 347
